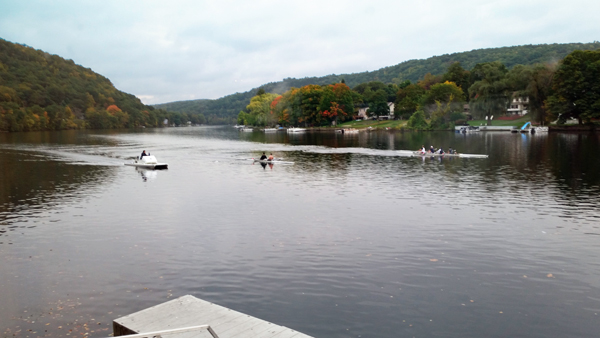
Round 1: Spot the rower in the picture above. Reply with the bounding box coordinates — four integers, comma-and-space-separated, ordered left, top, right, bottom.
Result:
267, 153, 274, 161
420, 145, 426, 154
430, 146, 435, 153
260, 152, 267, 160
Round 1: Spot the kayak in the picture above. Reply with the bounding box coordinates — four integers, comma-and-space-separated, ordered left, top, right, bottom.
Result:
253, 159, 295, 165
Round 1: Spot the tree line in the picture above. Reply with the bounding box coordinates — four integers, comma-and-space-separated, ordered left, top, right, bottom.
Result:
1, 36, 598, 132
237, 49, 600, 130
160, 42, 600, 122
0, 38, 204, 132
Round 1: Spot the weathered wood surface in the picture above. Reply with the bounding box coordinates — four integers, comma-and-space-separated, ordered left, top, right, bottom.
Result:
113, 295, 313, 338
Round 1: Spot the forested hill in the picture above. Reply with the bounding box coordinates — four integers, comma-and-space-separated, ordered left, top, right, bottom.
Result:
155, 42, 600, 122
0, 38, 199, 132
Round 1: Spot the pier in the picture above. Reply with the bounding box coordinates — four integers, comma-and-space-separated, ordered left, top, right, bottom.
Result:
477, 125, 517, 131
112, 295, 313, 338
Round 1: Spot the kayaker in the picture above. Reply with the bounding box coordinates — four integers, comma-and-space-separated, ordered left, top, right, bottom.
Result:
140, 150, 148, 158
268, 153, 274, 161
260, 152, 267, 160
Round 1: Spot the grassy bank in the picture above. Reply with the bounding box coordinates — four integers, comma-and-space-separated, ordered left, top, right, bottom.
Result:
329, 114, 533, 130
468, 115, 531, 127
336, 119, 408, 129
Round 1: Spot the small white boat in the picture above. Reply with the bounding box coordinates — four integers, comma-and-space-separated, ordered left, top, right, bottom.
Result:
457, 126, 480, 133
125, 155, 168, 170
287, 127, 306, 133
241, 127, 253, 132
337, 128, 359, 134
263, 128, 277, 132
531, 126, 548, 133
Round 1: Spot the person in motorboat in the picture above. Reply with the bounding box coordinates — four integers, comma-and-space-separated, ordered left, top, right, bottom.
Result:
140, 150, 148, 158
267, 153, 274, 161
260, 152, 267, 160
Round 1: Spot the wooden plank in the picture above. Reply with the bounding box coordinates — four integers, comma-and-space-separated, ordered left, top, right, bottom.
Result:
113, 295, 313, 338
221, 318, 281, 337
116, 296, 235, 333
250, 325, 292, 338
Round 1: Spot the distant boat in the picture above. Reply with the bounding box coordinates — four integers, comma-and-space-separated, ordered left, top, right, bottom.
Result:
336, 128, 359, 134
287, 127, 306, 133
263, 128, 277, 132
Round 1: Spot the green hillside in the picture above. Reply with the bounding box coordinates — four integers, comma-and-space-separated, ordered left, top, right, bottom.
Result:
0, 38, 198, 132
155, 42, 600, 123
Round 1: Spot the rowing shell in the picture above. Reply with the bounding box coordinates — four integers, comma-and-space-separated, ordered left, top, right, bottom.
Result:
412, 151, 488, 158
253, 159, 295, 165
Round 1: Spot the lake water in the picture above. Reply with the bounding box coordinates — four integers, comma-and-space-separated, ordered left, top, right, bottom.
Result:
1, 127, 599, 338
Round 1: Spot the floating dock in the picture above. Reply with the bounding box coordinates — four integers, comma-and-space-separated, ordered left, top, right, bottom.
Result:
112, 295, 313, 338
477, 126, 517, 131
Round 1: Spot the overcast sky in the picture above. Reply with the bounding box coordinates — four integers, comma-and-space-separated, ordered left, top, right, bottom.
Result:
1, 0, 598, 105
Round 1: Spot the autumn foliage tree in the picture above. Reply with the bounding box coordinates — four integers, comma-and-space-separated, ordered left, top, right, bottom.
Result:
0, 38, 194, 131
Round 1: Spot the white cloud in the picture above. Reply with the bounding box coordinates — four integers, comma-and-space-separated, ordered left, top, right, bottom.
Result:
1, 0, 599, 104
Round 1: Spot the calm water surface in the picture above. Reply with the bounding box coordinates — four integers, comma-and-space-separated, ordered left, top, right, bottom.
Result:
1, 127, 599, 338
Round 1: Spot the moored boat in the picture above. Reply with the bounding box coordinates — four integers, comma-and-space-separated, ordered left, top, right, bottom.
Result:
531, 126, 548, 133
287, 127, 306, 133
125, 155, 168, 169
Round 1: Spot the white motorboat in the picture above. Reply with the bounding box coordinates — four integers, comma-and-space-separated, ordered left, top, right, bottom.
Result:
336, 128, 359, 134
125, 155, 168, 170
263, 128, 277, 132
531, 126, 549, 133
287, 127, 306, 133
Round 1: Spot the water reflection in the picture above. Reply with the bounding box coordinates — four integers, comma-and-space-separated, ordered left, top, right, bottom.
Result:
136, 168, 158, 181
0, 147, 116, 227
1, 127, 600, 338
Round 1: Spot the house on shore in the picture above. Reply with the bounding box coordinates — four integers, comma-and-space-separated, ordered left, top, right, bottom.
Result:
357, 102, 395, 120
507, 96, 529, 116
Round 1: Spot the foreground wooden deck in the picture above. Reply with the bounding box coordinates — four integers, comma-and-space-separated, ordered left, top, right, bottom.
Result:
113, 295, 313, 338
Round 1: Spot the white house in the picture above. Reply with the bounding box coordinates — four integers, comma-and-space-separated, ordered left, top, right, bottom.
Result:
356, 102, 395, 120
357, 107, 369, 120
507, 96, 529, 116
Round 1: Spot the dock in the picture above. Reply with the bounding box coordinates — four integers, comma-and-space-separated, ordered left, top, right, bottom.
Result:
477, 126, 517, 131
112, 295, 314, 338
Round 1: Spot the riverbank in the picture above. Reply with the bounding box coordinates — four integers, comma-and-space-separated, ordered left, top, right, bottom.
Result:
337, 119, 408, 129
